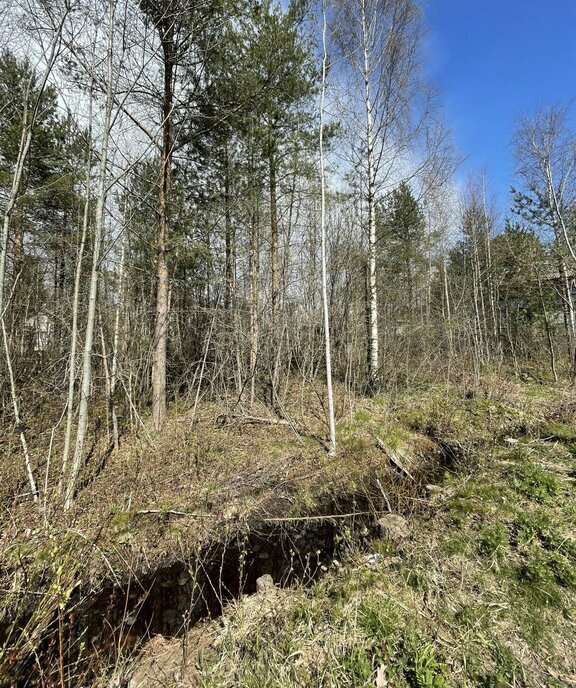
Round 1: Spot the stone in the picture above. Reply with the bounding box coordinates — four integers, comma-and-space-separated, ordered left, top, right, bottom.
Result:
362, 553, 382, 566
378, 514, 409, 542
375, 664, 388, 687
256, 574, 275, 593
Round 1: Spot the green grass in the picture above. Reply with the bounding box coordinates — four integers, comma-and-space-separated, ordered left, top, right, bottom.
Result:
511, 463, 561, 503
50, 384, 571, 687
183, 411, 576, 688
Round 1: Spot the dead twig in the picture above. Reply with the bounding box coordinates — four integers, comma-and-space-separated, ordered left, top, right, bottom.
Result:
216, 413, 305, 431
134, 509, 208, 518
261, 510, 385, 524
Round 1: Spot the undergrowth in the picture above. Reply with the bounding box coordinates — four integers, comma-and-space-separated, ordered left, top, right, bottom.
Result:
3, 381, 576, 686
179, 394, 576, 687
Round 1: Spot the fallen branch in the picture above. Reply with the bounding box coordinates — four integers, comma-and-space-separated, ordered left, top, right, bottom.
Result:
375, 477, 392, 511
217, 413, 303, 430
261, 510, 386, 524
133, 508, 387, 524
134, 509, 208, 518
376, 438, 415, 481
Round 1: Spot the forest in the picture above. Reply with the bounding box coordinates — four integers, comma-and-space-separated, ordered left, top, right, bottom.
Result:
1, 0, 576, 686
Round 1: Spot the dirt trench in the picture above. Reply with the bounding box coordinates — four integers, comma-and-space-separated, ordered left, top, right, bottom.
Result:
4, 435, 465, 687
6, 505, 384, 687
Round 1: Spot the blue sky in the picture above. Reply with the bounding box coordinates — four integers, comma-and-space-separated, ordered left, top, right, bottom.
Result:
424, 0, 576, 214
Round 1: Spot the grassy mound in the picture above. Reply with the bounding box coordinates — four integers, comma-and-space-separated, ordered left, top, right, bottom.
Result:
1, 381, 575, 685
127, 390, 576, 687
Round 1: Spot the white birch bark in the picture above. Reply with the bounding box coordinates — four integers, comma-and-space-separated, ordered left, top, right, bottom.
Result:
61, 90, 93, 489
65, 0, 116, 508
0, 8, 68, 501
320, 1, 336, 455
2, 320, 37, 500
361, 0, 380, 392
0, 8, 68, 316
109, 228, 126, 449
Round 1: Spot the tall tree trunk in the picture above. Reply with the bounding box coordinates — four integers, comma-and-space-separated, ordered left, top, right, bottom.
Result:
269, 144, 283, 411
0, 9, 67, 502
249, 189, 259, 407
361, 1, 380, 393
1, 134, 31, 324
320, 1, 336, 455
538, 276, 558, 383
480, 180, 499, 359
61, 95, 92, 489
224, 145, 235, 312
471, 225, 487, 367
559, 257, 576, 378
269, 147, 280, 322
151, 14, 174, 431
0, 7, 67, 317
65, 0, 116, 508
2, 320, 37, 500
109, 229, 126, 449
13, 208, 24, 276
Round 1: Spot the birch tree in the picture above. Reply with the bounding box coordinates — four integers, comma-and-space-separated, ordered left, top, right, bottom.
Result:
0, 3, 69, 501
514, 106, 576, 376
65, 0, 118, 508
319, 0, 336, 455
333, 0, 427, 392
60, 87, 93, 490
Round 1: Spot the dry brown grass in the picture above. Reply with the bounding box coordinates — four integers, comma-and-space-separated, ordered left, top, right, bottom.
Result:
122, 416, 576, 687
0, 378, 573, 684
